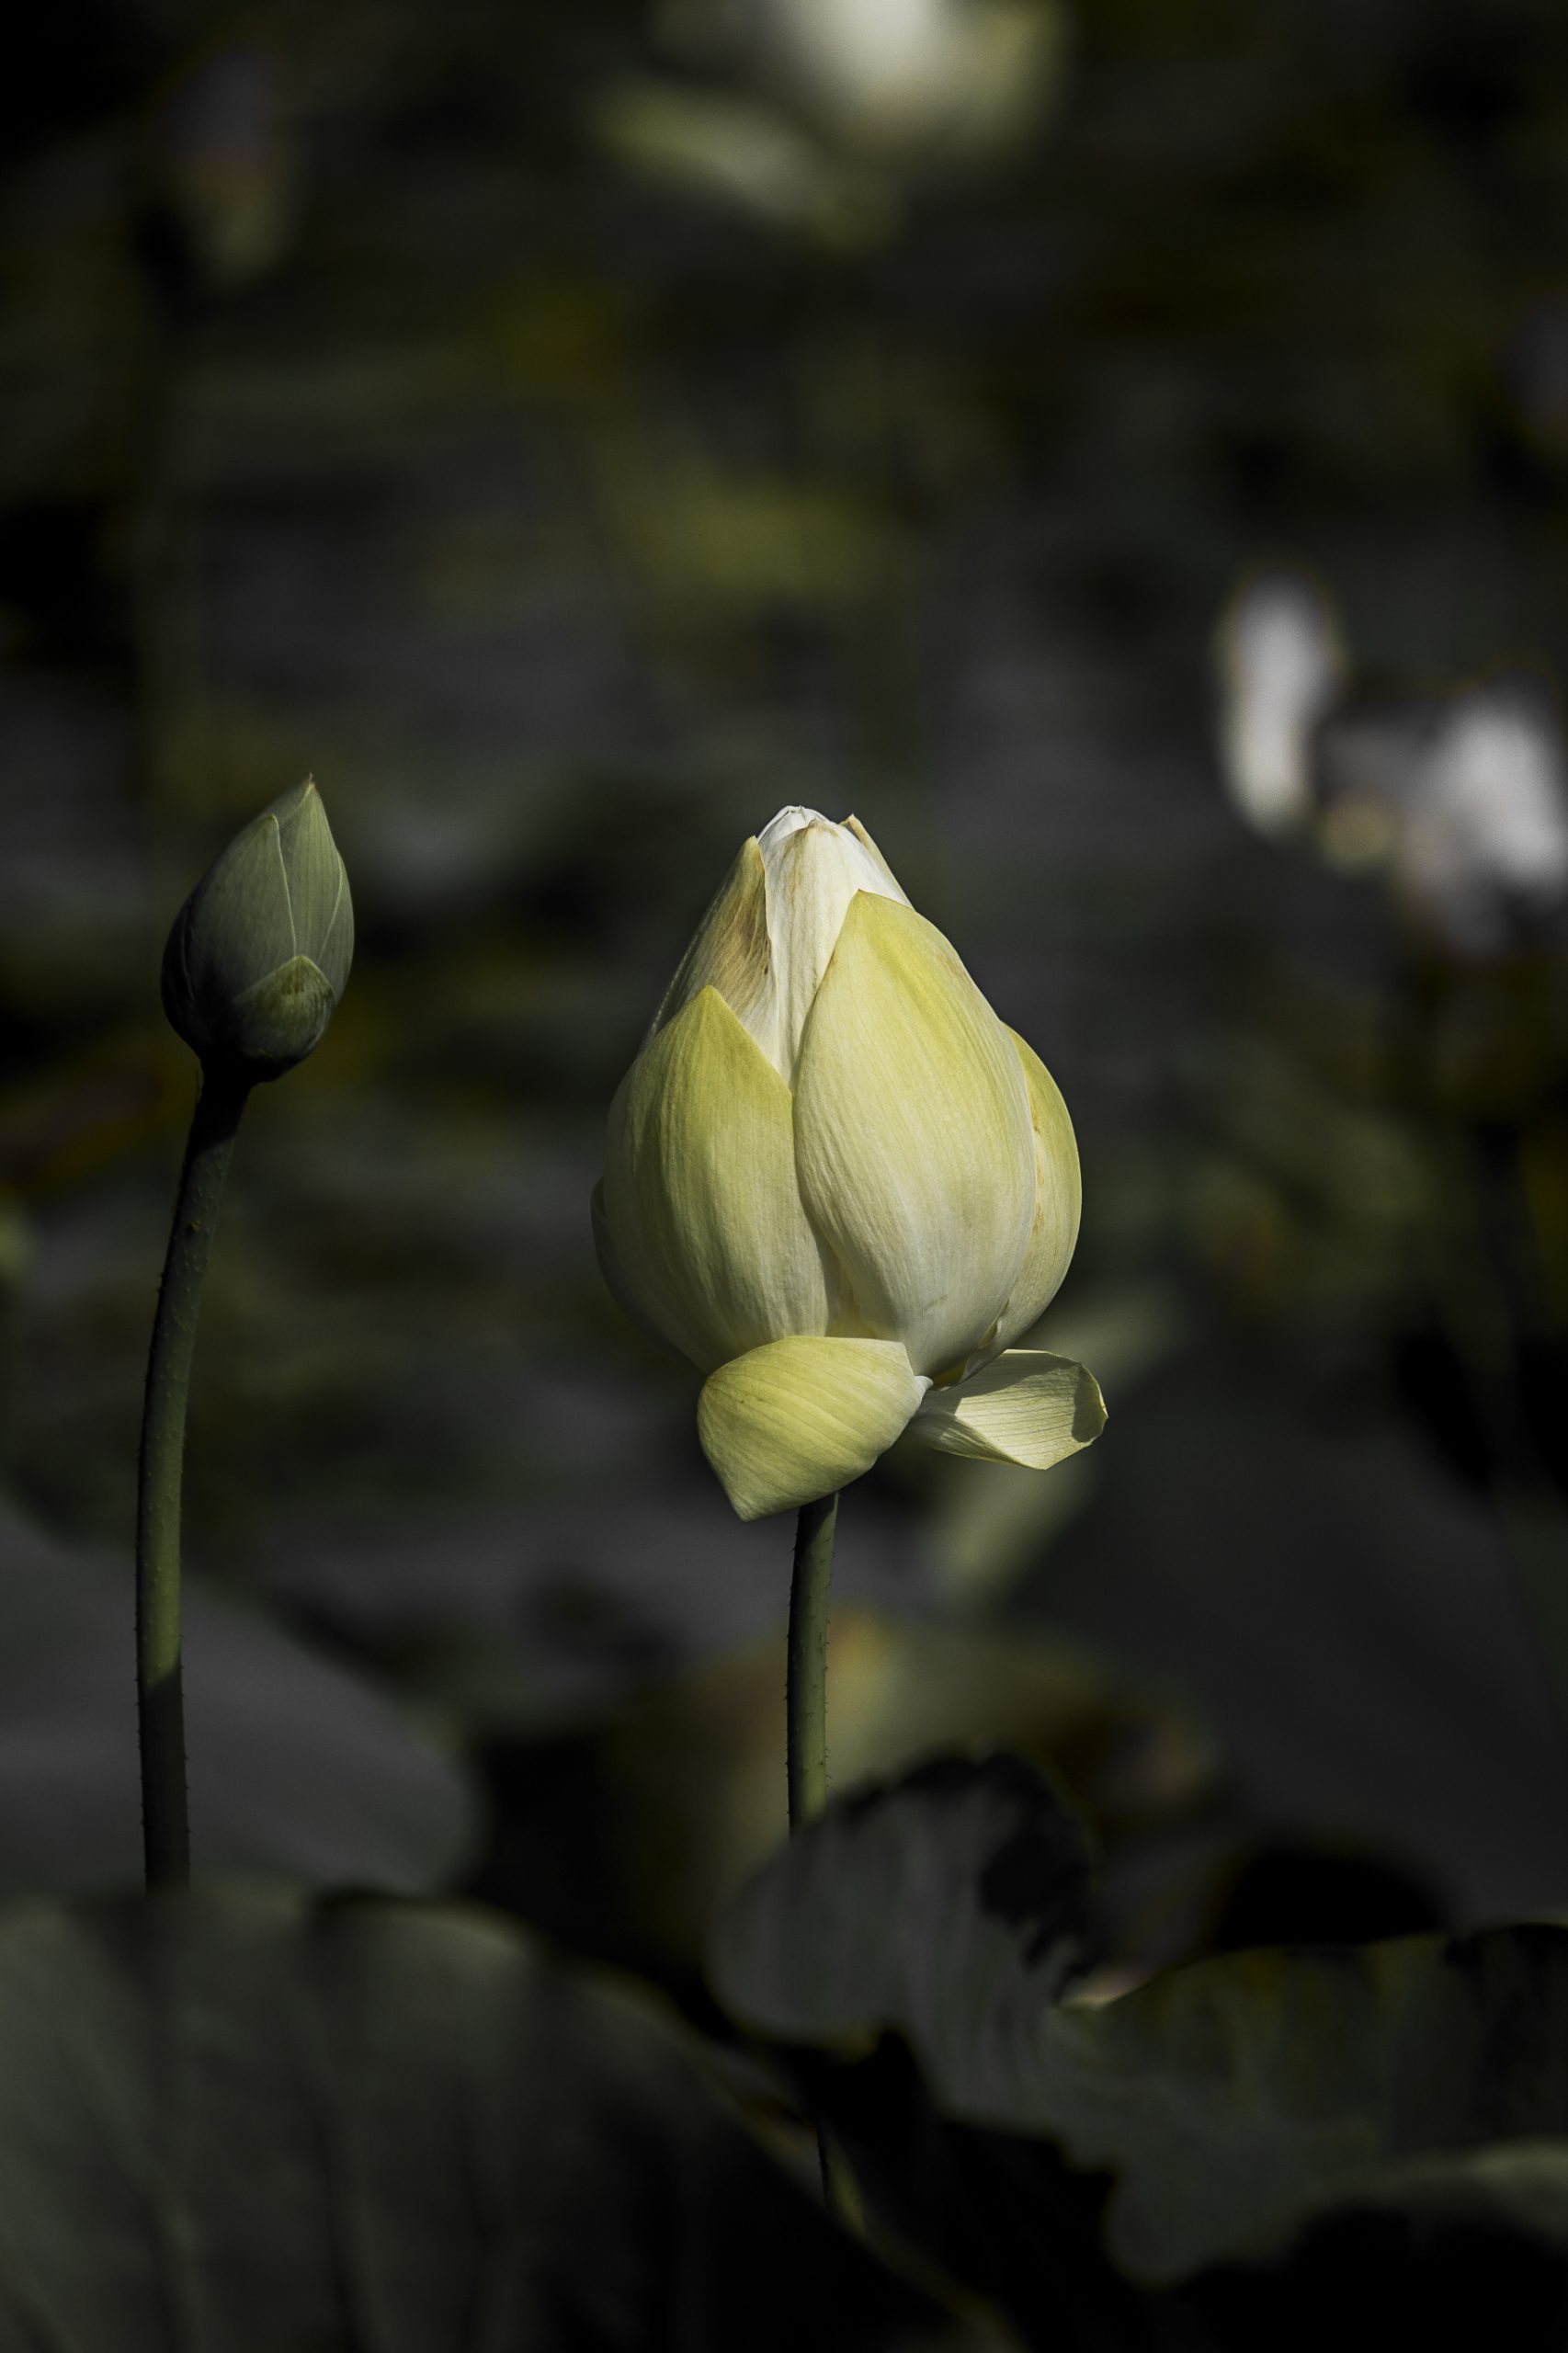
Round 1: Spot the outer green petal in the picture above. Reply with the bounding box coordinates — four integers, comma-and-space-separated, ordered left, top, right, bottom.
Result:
792, 892, 1036, 1379
993, 1030, 1082, 1351
646, 837, 777, 1064
698, 1336, 928, 1521
913, 1349, 1105, 1468
601, 986, 832, 1373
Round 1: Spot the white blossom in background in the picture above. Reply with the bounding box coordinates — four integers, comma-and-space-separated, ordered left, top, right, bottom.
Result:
1392, 684, 1568, 959
1214, 570, 1346, 839
595, 0, 1067, 243
1216, 563, 1568, 961
744, 0, 1065, 168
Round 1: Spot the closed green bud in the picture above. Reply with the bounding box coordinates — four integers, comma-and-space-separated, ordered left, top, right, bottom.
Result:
161, 778, 353, 1078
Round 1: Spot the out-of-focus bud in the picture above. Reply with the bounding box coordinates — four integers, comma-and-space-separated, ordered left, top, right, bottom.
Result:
144, 37, 297, 300
1215, 569, 1346, 838
595, 806, 1103, 1518
161, 779, 354, 1078
747, 0, 1066, 170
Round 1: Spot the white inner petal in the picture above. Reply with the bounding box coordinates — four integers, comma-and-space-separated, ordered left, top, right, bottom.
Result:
755, 808, 908, 1080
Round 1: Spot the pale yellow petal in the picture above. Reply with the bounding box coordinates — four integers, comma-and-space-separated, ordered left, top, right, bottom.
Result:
913, 1350, 1106, 1468
646, 836, 775, 1056
993, 1029, 1082, 1350
698, 1336, 928, 1520
601, 986, 833, 1371
792, 892, 1036, 1378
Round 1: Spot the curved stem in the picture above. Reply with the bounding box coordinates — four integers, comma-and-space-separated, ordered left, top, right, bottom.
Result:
135, 1063, 251, 1889
787, 1493, 838, 1832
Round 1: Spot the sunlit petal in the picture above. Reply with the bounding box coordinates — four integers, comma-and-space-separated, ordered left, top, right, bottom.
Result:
699, 1335, 928, 1520
913, 1349, 1105, 1468
792, 892, 1034, 1376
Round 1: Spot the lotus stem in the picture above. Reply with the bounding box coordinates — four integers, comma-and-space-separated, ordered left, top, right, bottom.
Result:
787, 1493, 838, 1832
135, 1062, 251, 1889
786, 1491, 863, 2227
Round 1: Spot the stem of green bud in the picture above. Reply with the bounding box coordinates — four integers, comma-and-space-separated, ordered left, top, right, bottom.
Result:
785, 1491, 861, 2230
134, 1063, 252, 1889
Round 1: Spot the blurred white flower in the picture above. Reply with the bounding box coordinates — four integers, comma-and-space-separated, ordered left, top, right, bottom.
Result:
1391, 683, 1568, 959
1214, 570, 1346, 838
745, 0, 1065, 168
1217, 561, 1568, 961
595, 0, 1066, 243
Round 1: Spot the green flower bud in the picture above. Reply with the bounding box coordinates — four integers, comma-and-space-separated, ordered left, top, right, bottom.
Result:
161, 779, 353, 1078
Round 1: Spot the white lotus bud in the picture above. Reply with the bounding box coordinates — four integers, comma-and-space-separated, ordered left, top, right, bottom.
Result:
595, 807, 1103, 1518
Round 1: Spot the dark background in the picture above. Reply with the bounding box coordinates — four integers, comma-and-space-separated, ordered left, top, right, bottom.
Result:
6, 0, 1568, 1982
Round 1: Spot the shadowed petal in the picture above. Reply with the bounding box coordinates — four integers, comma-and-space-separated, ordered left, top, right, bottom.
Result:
992, 1029, 1081, 1352
601, 987, 833, 1372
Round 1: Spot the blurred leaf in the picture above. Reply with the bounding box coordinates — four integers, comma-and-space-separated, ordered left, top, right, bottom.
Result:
0, 1887, 972, 2351
0, 1501, 476, 1893
589, 76, 870, 237
924, 1279, 1187, 1610
479, 1608, 1210, 1971
711, 1755, 1568, 2311
710, 1750, 1095, 2066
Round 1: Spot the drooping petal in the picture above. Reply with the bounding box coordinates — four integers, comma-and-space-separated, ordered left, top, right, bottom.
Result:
756, 808, 908, 1080
912, 1350, 1105, 1468
698, 1336, 928, 1520
991, 1030, 1082, 1352
601, 985, 833, 1372
791, 892, 1036, 1378
646, 836, 777, 1063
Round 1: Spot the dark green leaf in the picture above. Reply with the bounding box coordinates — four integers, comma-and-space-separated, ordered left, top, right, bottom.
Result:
0, 1888, 972, 2351
710, 1750, 1096, 2065
710, 1755, 1568, 2296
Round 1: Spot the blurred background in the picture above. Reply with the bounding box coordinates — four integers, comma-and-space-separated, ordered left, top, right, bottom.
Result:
6, 0, 1568, 1995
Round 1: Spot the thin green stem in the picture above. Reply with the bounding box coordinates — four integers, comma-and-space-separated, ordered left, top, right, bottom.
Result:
787, 1492, 838, 1833
786, 1492, 862, 2229
135, 1062, 251, 1889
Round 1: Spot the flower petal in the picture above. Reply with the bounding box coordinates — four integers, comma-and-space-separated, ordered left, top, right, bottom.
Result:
913, 1350, 1105, 1468
792, 892, 1036, 1378
646, 836, 777, 1063
601, 985, 833, 1372
698, 1336, 928, 1520
757, 809, 909, 1081
993, 1030, 1082, 1351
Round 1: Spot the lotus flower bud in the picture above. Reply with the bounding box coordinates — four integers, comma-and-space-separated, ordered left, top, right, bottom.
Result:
595, 806, 1103, 1519
161, 778, 353, 1078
